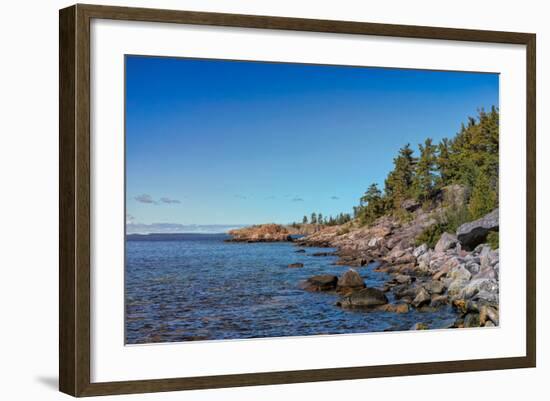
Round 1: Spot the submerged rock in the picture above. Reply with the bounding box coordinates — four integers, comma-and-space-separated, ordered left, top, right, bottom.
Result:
376, 303, 409, 313
301, 275, 338, 292
311, 251, 336, 257
337, 287, 389, 308
288, 263, 304, 268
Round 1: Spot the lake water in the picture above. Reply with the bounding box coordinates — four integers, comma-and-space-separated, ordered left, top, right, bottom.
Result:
125, 233, 458, 344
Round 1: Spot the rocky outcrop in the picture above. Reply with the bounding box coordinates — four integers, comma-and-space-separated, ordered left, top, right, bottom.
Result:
456, 208, 499, 250
227, 224, 292, 242
401, 198, 421, 212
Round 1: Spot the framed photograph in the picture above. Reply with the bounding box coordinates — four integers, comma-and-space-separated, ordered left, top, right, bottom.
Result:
59, 4, 536, 397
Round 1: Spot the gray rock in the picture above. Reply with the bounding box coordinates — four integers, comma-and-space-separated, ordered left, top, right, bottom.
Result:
431, 294, 449, 307
393, 284, 418, 300
424, 280, 445, 294
412, 287, 431, 308
413, 243, 428, 258
337, 287, 389, 308
459, 278, 498, 301
448, 265, 472, 282
474, 266, 497, 280
473, 290, 499, 305
394, 252, 416, 265
432, 256, 461, 280
457, 208, 499, 250
464, 261, 481, 275
447, 278, 470, 299
476, 247, 499, 279
395, 274, 413, 284
435, 232, 458, 253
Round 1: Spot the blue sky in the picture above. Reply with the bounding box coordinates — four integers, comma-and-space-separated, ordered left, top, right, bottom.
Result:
125, 55, 498, 228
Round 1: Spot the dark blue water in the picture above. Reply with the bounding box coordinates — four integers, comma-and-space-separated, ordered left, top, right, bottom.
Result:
125, 233, 457, 344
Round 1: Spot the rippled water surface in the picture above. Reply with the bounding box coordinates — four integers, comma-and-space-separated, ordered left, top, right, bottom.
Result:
126, 234, 457, 344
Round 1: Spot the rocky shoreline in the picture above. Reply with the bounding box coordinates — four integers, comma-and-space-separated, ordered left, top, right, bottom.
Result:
227, 202, 499, 330
296, 206, 499, 329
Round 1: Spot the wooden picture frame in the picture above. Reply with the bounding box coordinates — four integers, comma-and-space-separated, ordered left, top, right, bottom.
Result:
59, 3, 536, 397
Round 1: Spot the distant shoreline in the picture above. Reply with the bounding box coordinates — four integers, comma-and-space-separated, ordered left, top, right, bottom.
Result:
126, 232, 230, 241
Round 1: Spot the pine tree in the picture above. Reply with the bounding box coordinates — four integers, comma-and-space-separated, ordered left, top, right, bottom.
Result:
412, 138, 437, 202
437, 138, 452, 186
468, 171, 497, 219
302, 215, 308, 224
310, 213, 317, 224
384, 143, 416, 210
359, 183, 384, 225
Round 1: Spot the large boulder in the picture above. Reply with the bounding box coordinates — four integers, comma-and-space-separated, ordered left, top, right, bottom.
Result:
337, 269, 365, 293
456, 209, 499, 250
337, 287, 389, 308
434, 232, 458, 253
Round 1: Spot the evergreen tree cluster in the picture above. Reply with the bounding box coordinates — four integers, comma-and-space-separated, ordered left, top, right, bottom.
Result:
355, 107, 499, 226
296, 212, 352, 227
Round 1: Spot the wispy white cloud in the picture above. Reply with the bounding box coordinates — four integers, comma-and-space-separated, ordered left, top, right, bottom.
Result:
291, 197, 304, 202
160, 197, 181, 204
134, 194, 156, 204
330, 196, 340, 200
